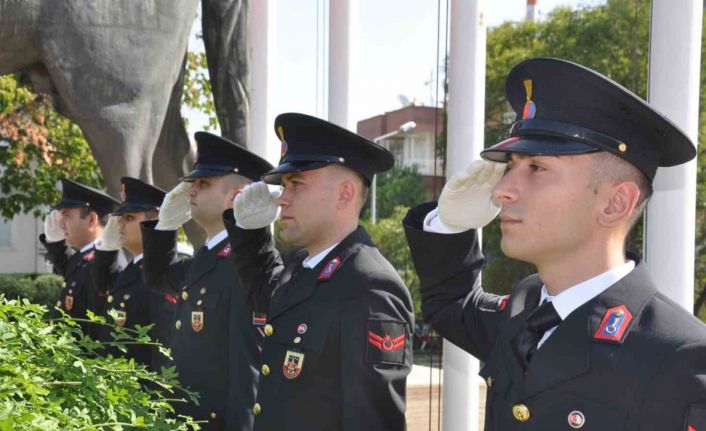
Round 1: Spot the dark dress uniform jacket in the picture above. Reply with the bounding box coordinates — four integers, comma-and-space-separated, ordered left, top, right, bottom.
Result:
91, 250, 176, 370
403, 203, 706, 431
225, 216, 414, 431
141, 221, 260, 431
41, 234, 103, 336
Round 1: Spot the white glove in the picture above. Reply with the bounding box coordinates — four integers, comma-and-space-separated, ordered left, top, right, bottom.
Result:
95, 215, 122, 251
43, 210, 65, 242
438, 159, 505, 230
233, 182, 281, 229
155, 182, 192, 231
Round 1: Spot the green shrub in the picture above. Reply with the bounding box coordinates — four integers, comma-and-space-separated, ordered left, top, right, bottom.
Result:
0, 297, 199, 431
0, 273, 62, 307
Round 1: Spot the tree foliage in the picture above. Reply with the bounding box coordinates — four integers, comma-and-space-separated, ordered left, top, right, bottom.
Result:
0, 74, 103, 220
182, 49, 218, 132
0, 297, 199, 431
362, 167, 427, 220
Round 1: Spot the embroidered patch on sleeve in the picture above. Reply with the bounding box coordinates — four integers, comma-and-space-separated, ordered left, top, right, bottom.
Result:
366, 319, 408, 365
685, 405, 706, 431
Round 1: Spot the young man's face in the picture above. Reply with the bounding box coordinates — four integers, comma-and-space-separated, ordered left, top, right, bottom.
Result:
491, 153, 599, 266
188, 177, 231, 225
277, 168, 339, 249
59, 207, 93, 248
118, 212, 151, 255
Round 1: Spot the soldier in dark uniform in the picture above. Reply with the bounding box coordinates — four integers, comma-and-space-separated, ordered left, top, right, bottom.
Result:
91, 177, 173, 370
403, 58, 706, 430
41, 179, 119, 336
141, 132, 273, 431
226, 113, 414, 431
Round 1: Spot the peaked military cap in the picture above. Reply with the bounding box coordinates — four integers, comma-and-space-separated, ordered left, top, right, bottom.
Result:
262, 113, 395, 185
112, 177, 165, 215
54, 179, 119, 218
481, 57, 696, 182
181, 131, 274, 181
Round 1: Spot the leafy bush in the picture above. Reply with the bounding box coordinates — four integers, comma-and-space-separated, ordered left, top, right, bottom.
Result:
0, 297, 198, 431
362, 167, 427, 220
0, 273, 62, 307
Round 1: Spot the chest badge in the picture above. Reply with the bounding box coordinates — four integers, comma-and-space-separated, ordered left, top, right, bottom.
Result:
594, 305, 632, 343
568, 410, 585, 429
191, 311, 204, 332
216, 243, 232, 257
114, 310, 127, 327
283, 350, 305, 379
64, 295, 74, 311
83, 250, 95, 262
318, 256, 341, 280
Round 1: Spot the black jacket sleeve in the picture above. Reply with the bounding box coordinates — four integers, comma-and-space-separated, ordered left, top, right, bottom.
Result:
403, 202, 505, 361
90, 250, 121, 297
140, 220, 188, 296
39, 233, 73, 276
223, 210, 284, 312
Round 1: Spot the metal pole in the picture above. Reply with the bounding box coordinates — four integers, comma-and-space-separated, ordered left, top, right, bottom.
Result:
328, 0, 358, 130
249, 0, 278, 164
644, 0, 702, 311
443, 0, 486, 429
371, 174, 377, 224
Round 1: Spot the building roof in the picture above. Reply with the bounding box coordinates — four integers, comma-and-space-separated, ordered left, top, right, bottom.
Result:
356, 105, 443, 141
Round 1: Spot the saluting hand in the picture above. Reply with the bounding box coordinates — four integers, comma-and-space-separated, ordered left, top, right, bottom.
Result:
438, 159, 505, 230
155, 182, 192, 231
96, 215, 122, 251
43, 210, 65, 243
233, 181, 281, 229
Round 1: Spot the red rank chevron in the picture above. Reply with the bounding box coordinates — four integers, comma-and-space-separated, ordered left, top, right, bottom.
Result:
368, 331, 405, 352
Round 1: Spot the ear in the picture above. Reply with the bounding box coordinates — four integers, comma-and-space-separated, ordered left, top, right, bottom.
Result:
224, 185, 243, 210
87, 211, 101, 229
597, 181, 641, 227
337, 180, 357, 210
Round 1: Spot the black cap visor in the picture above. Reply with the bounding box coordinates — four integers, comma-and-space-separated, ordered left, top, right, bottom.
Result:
262, 160, 338, 185
180, 163, 240, 181
53, 199, 89, 210
481, 136, 599, 162
111, 202, 159, 216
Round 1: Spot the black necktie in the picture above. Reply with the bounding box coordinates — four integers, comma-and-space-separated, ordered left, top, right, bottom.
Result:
511, 299, 562, 370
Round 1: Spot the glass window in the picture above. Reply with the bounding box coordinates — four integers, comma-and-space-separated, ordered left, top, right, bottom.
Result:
0, 218, 11, 247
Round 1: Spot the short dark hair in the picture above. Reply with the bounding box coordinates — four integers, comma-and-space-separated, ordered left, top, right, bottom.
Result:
78, 207, 109, 226
590, 151, 653, 229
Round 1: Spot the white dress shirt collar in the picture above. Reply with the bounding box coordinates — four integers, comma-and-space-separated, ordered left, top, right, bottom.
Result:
206, 229, 228, 250
79, 241, 96, 254
540, 260, 636, 320
132, 253, 144, 264
302, 243, 340, 269
536, 260, 635, 348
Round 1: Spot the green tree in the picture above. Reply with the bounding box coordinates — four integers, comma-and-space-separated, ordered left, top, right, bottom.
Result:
363, 167, 427, 220
182, 47, 218, 132
690, 10, 706, 319
0, 74, 103, 220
